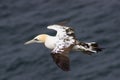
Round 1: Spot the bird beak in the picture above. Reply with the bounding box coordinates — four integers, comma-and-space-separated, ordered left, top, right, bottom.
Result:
24, 39, 35, 45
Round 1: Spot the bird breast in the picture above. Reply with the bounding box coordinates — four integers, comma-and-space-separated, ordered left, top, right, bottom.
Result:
44, 36, 56, 49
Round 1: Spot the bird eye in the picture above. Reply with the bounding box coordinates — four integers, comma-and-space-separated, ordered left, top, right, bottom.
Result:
34, 38, 39, 41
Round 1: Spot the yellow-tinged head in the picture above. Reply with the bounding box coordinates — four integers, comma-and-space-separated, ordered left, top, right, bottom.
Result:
24, 34, 48, 45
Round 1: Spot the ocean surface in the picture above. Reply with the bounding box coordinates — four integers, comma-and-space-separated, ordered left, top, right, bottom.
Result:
0, 0, 120, 80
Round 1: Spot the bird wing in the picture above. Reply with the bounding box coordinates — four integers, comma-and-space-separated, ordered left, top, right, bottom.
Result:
48, 25, 76, 71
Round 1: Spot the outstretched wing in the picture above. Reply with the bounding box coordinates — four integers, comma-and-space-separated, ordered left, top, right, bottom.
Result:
48, 25, 76, 71
51, 50, 70, 71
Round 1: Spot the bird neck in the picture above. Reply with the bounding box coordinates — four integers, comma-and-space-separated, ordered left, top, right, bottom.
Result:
44, 35, 56, 49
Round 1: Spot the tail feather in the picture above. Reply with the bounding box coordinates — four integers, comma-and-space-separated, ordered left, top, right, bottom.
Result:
74, 41, 103, 55
87, 42, 103, 52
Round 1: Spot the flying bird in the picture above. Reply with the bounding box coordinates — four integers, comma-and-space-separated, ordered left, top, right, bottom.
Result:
25, 24, 102, 71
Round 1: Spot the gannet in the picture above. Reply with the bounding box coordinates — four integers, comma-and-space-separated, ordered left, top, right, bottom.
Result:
25, 24, 102, 71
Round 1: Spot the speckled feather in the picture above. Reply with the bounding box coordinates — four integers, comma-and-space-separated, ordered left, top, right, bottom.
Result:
47, 25, 76, 71
48, 25, 76, 54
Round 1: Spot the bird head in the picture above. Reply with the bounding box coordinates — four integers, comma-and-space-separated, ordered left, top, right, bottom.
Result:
24, 34, 48, 45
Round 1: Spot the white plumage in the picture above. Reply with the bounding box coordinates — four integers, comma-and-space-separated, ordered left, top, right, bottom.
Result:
25, 24, 102, 71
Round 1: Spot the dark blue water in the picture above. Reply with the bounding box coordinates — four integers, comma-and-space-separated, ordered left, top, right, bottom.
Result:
0, 0, 120, 80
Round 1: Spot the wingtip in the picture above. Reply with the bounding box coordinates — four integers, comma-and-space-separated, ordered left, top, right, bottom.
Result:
51, 53, 70, 72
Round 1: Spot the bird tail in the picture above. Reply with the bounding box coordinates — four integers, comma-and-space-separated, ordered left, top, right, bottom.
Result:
74, 41, 103, 55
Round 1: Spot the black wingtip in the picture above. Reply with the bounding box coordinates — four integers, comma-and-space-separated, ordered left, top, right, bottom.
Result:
90, 42, 104, 52
51, 53, 70, 71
